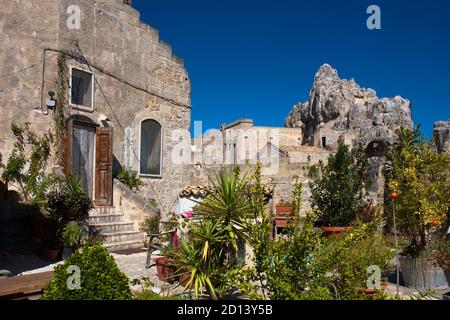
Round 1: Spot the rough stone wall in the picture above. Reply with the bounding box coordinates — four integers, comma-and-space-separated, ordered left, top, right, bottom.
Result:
433, 120, 450, 154
284, 64, 414, 205
0, 0, 59, 161
285, 64, 413, 150
113, 179, 160, 231
0, 0, 191, 214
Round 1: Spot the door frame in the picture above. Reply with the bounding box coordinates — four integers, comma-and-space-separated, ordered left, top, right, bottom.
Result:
65, 116, 99, 200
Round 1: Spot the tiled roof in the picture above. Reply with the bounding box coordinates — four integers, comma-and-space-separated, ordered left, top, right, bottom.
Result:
179, 184, 274, 198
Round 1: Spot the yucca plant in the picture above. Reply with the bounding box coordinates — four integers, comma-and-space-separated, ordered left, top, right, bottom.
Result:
173, 220, 239, 300
194, 168, 252, 240
174, 240, 218, 300
171, 167, 255, 300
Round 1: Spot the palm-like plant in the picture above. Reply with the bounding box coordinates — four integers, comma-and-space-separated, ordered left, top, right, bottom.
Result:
173, 220, 240, 300
174, 240, 217, 300
173, 168, 252, 300
194, 168, 252, 240
191, 220, 238, 262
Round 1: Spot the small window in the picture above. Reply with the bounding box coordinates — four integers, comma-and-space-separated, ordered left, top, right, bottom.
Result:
321, 137, 327, 148
71, 68, 93, 110
140, 119, 162, 176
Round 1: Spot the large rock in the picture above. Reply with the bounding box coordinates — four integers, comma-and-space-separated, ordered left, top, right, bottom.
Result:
433, 120, 450, 154
285, 64, 413, 149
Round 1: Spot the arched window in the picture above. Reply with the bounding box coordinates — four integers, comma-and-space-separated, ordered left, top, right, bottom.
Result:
140, 119, 162, 176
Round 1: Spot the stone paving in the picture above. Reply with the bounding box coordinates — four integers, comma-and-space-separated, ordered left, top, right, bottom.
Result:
4, 243, 447, 300
15, 249, 185, 297
384, 283, 449, 300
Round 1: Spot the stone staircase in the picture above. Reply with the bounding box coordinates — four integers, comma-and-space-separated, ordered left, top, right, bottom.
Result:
88, 207, 145, 252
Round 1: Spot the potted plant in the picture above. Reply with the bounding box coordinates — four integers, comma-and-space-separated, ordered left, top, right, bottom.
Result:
275, 199, 293, 214
384, 126, 450, 290
434, 238, 450, 286
308, 140, 369, 238
41, 219, 62, 260
154, 246, 177, 282
42, 175, 93, 260
63, 175, 93, 221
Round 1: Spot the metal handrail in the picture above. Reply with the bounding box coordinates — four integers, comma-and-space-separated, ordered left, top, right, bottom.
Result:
145, 229, 177, 269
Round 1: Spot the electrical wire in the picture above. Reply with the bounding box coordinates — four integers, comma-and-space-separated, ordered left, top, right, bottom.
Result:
0, 51, 60, 80
75, 43, 171, 215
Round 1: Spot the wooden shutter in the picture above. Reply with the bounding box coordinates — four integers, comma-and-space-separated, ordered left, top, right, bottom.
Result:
94, 127, 113, 206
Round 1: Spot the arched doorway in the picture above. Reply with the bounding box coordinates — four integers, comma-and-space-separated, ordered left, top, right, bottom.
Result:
366, 140, 387, 158
365, 140, 388, 194
66, 115, 113, 206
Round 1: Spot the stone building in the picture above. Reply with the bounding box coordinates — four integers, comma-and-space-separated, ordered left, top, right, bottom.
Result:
1, 1, 447, 250
434, 120, 450, 154
189, 64, 415, 212
0, 0, 190, 250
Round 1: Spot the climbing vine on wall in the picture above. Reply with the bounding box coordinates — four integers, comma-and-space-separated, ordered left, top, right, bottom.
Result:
55, 51, 69, 167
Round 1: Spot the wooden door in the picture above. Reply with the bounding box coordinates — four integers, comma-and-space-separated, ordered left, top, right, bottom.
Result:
94, 127, 113, 206
71, 124, 96, 199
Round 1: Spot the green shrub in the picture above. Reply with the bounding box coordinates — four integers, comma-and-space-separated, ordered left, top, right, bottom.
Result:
308, 140, 369, 227
42, 243, 132, 300
329, 231, 395, 299
117, 168, 142, 190
134, 291, 184, 300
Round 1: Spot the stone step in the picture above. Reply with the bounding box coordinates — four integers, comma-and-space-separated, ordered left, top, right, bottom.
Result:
92, 207, 116, 215
101, 231, 144, 244
88, 213, 124, 224
89, 221, 135, 233
103, 239, 145, 252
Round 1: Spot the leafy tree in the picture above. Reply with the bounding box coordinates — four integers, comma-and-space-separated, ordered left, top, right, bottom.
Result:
1, 123, 56, 213
384, 126, 450, 256
308, 140, 369, 227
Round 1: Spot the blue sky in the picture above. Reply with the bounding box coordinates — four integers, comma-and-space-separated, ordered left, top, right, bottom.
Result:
133, 0, 450, 139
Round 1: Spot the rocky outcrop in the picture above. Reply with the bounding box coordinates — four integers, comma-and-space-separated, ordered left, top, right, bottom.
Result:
433, 120, 450, 154
285, 64, 413, 149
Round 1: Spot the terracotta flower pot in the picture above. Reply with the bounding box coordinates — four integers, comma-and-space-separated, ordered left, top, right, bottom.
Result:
360, 282, 388, 299
275, 205, 293, 214
275, 205, 296, 228
154, 256, 175, 281
179, 273, 191, 287
41, 247, 60, 261
275, 216, 289, 228
321, 226, 353, 238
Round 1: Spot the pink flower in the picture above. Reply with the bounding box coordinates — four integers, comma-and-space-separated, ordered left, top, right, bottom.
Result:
183, 211, 193, 219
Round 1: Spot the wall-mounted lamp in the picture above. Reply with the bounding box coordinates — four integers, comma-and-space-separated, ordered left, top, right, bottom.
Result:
43, 91, 56, 115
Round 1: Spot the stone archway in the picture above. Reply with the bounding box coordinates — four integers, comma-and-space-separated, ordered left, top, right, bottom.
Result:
366, 140, 388, 158
365, 140, 388, 197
